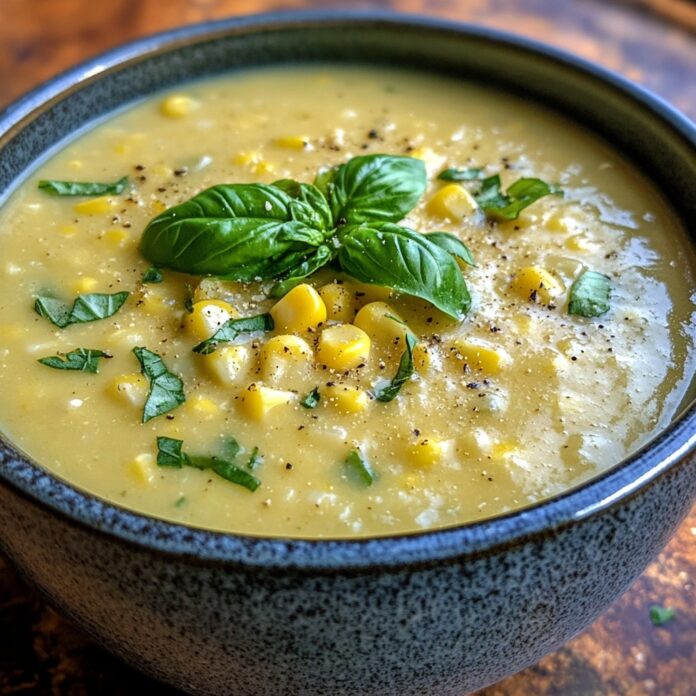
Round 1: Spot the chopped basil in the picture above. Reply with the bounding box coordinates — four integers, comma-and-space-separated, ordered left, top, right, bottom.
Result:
35, 291, 129, 328
568, 270, 611, 318
142, 267, 163, 283
437, 167, 483, 182
155, 436, 260, 492
343, 449, 376, 487
132, 347, 185, 422
374, 332, 418, 402
300, 387, 320, 409
192, 313, 274, 355
649, 605, 676, 626
424, 232, 476, 267
38, 175, 128, 197
475, 175, 558, 220
174, 495, 187, 508
38, 347, 109, 373
247, 446, 263, 470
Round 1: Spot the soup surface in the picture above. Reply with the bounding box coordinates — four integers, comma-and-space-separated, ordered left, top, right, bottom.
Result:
0, 66, 694, 538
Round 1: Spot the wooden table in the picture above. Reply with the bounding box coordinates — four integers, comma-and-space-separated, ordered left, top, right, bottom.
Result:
1, 1, 694, 693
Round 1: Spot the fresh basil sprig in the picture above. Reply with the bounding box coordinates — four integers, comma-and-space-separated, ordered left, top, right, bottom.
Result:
132, 347, 185, 422
343, 449, 377, 487
374, 331, 418, 402
38, 176, 128, 197
475, 175, 558, 220
38, 348, 109, 373
192, 313, 274, 355
35, 291, 129, 328
568, 270, 611, 318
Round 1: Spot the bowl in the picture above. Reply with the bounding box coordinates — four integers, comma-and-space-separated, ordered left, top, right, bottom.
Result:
1, 11, 695, 695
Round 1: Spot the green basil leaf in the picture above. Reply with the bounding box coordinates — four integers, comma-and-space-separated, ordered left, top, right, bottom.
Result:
192, 313, 274, 355
139, 183, 325, 279
269, 244, 335, 298
476, 175, 557, 220
132, 347, 186, 422
437, 167, 483, 182
37, 347, 109, 373
272, 179, 333, 231
156, 436, 188, 467
374, 332, 417, 402
300, 387, 320, 409
568, 270, 611, 318
34, 291, 129, 328
38, 175, 128, 197
338, 223, 471, 319
142, 267, 163, 283
343, 449, 376, 487
315, 154, 426, 225
649, 605, 676, 626
247, 446, 263, 470
425, 232, 476, 267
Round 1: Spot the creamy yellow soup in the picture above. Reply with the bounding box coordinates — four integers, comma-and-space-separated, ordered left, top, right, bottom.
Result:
0, 66, 694, 538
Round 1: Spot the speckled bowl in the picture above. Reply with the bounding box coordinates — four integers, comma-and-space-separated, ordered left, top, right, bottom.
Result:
0, 11, 695, 696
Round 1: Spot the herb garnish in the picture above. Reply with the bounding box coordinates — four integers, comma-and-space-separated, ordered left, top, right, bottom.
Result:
374, 332, 418, 402
649, 605, 676, 626
568, 270, 611, 318
300, 387, 320, 409
38, 347, 110, 373
34, 291, 129, 328
343, 449, 377, 487
132, 347, 185, 422
424, 232, 476, 267
139, 154, 471, 320
38, 176, 128, 197
142, 267, 163, 283
247, 446, 263, 470
156, 436, 261, 492
192, 313, 274, 355
438, 167, 483, 182
475, 175, 558, 220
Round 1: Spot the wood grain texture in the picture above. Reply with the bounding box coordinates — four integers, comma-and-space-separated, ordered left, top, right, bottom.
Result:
0, 1, 695, 694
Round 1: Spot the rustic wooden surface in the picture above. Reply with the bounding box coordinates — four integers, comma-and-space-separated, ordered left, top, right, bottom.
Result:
0, 1, 694, 694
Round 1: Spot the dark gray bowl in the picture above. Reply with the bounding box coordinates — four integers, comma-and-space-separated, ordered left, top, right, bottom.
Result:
1, 12, 695, 696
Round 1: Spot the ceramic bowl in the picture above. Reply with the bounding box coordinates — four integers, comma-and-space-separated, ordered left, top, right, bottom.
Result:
0, 12, 695, 696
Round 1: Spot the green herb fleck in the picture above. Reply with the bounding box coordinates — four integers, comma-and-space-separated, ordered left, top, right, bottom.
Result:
300, 387, 321, 409
38, 347, 110, 373
437, 167, 483, 182
649, 605, 676, 626
174, 495, 187, 508
424, 232, 476, 267
34, 291, 129, 328
38, 176, 128, 197
374, 332, 418, 402
192, 313, 274, 355
142, 267, 163, 284
247, 446, 263, 470
568, 270, 611, 318
475, 175, 558, 220
132, 347, 185, 422
343, 449, 377, 487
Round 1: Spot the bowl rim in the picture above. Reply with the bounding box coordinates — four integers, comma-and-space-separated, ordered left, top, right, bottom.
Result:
1, 9, 695, 572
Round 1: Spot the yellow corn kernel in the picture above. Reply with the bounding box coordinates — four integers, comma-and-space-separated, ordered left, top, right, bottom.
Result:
186, 394, 220, 417
273, 135, 309, 149
203, 345, 250, 386
186, 300, 238, 342
103, 228, 130, 247
413, 342, 431, 374
108, 374, 148, 408
319, 282, 357, 322
151, 200, 167, 215
323, 384, 369, 413
59, 224, 78, 237
152, 163, 173, 178
270, 284, 326, 333
492, 442, 517, 459
512, 266, 562, 304
261, 335, 313, 381
74, 197, 115, 216
252, 160, 275, 175
409, 437, 445, 467
565, 234, 595, 252
427, 184, 478, 219
317, 324, 371, 371
353, 302, 408, 346
233, 151, 260, 166
140, 287, 175, 316
545, 211, 572, 233
160, 94, 199, 118
72, 276, 98, 294
129, 453, 156, 486
240, 383, 295, 421
408, 147, 446, 175
453, 339, 509, 375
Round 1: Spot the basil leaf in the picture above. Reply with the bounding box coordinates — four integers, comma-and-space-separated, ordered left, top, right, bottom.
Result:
475, 175, 557, 220
222, 436, 242, 460
38, 175, 128, 197
438, 167, 483, 182
343, 449, 376, 487
192, 313, 274, 355
649, 605, 676, 626
269, 244, 335, 298
34, 291, 129, 328
300, 387, 320, 409
247, 446, 263, 470
132, 347, 186, 422
425, 232, 476, 267
315, 154, 426, 225
142, 267, 163, 283
374, 332, 417, 402
568, 270, 611, 318
156, 436, 187, 467
272, 179, 333, 231
338, 223, 471, 319
38, 347, 109, 373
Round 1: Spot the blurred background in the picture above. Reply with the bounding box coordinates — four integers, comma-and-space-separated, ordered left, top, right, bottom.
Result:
1, 1, 695, 694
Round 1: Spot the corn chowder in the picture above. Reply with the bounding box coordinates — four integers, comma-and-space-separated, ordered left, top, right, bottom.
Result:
0, 67, 694, 538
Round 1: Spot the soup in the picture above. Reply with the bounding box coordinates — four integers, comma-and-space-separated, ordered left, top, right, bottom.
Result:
0, 66, 693, 537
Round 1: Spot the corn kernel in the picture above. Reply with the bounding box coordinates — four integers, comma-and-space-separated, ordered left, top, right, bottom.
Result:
72, 276, 98, 294
545, 211, 572, 233
186, 394, 220, 417
160, 94, 199, 118
203, 345, 250, 386
353, 302, 408, 346
59, 224, 78, 237
261, 335, 313, 381
319, 282, 357, 322
317, 324, 370, 371
408, 147, 446, 175
453, 339, 509, 375
108, 374, 148, 408
409, 437, 446, 467
186, 300, 238, 342
103, 228, 130, 247
427, 184, 478, 219
511, 266, 562, 304
270, 284, 326, 333
129, 453, 155, 486
252, 160, 275, 175
233, 151, 260, 166
273, 135, 309, 149
565, 234, 595, 252
152, 163, 173, 178
240, 383, 295, 420
74, 197, 115, 216
492, 442, 517, 459
323, 384, 369, 413
151, 200, 167, 215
